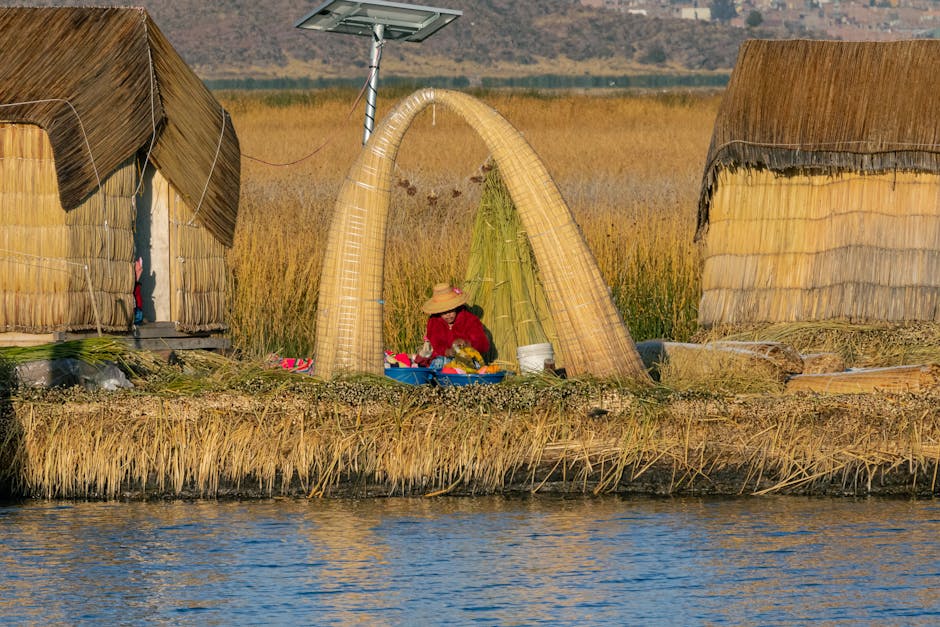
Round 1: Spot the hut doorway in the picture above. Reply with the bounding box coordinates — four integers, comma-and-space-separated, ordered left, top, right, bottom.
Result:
135, 163, 172, 323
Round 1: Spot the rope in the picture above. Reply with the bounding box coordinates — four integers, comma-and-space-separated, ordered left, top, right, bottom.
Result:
0, 248, 87, 271
241, 65, 377, 168
0, 248, 103, 335
134, 15, 160, 199
0, 98, 102, 194
187, 106, 227, 227
392, 155, 494, 203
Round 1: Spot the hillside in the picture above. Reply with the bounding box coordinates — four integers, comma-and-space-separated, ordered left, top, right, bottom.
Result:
0, 0, 813, 81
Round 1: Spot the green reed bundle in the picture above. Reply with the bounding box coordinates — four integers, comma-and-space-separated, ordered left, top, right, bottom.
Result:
0, 338, 128, 365
463, 164, 558, 370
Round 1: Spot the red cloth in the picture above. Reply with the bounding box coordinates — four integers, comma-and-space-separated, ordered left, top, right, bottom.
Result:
425, 308, 490, 358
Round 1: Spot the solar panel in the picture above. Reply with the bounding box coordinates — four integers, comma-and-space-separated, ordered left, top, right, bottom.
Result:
296, 0, 461, 43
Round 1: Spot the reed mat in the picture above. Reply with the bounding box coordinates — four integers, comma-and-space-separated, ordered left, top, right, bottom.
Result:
2, 366, 938, 500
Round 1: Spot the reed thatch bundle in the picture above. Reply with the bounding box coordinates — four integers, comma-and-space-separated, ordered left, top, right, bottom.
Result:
697, 40, 940, 326
786, 364, 940, 395
635, 339, 789, 392
708, 340, 804, 374
0, 124, 136, 332
0, 7, 239, 247
314, 88, 648, 381
463, 164, 558, 371
800, 352, 846, 375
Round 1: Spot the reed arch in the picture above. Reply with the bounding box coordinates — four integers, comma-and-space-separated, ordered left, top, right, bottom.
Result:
314, 88, 649, 382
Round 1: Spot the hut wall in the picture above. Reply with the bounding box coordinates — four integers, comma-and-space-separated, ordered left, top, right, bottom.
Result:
151, 169, 226, 332
700, 168, 940, 326
0, 123, 135, 333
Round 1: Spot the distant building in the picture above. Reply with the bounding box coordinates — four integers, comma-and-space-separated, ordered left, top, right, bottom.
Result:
679, 6, 712, 20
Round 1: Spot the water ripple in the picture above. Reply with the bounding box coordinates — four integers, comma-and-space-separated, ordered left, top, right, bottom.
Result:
1, 496, 939, 625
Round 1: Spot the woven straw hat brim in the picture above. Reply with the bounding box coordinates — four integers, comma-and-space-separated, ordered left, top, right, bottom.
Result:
422, 293, 467, 314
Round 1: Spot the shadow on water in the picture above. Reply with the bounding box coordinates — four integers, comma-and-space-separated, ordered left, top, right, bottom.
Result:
0, 354, 17, 499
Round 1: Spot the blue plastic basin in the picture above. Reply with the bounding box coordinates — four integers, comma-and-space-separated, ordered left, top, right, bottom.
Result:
384, 367, 436, 385
435, 371, 507, 386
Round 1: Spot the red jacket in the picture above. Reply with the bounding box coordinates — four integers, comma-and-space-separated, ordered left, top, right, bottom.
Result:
425, 308, 490, 358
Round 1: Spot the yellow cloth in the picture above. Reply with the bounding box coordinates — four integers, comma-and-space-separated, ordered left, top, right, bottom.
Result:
446, 346, 485, 373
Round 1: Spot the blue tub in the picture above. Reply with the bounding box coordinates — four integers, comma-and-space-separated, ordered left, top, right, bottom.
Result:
384, 367, 436, 385
435, 371, 507, 386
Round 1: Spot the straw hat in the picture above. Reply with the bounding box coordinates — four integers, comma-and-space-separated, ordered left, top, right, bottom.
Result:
422, 283, 467, 314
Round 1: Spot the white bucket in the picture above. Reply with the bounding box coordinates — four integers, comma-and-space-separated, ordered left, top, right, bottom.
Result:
517, 342, 554, 374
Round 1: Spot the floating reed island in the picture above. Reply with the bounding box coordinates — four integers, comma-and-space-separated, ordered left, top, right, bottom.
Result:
2, 328, 939, 501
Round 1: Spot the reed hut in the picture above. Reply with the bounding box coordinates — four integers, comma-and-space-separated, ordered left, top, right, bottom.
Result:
0, 7, 240, 343
697, 40, 940, 327
314, 88, 649, 381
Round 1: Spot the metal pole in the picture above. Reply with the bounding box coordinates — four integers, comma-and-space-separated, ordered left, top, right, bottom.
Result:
363, 23, 384, 145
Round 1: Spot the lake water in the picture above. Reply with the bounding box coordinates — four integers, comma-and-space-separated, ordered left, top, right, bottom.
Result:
1, 496, 938, 625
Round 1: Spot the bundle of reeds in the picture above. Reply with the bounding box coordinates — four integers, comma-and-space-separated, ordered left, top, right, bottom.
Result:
313, 88, 648, 381
708, 340, 804, 374
800, 352, 846, 374
786, 364, 940, 395
635, 339, 788, 393
463, 164, 558, 371
0, 338, 128, 365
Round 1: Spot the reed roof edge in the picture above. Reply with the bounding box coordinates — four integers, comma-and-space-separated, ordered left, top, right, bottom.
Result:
696, 39, 940, 238
0, 7, 240, 247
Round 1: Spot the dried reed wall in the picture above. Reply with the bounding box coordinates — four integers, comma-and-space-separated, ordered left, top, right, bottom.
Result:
154, 169, 227, 331
0, 124, 135, 332
700, 168, 940, 326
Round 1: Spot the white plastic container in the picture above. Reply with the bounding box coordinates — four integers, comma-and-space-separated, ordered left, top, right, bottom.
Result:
517, 342, 554, 374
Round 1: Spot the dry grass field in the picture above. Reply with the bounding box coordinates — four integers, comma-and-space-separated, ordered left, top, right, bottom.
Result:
222, 88, 720, 358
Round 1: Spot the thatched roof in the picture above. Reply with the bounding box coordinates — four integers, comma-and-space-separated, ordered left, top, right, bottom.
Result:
0, 7, 239, 247
697, 39, 940, 238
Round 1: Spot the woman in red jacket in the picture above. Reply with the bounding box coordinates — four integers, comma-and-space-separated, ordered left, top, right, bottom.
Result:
420, 283, 490, 367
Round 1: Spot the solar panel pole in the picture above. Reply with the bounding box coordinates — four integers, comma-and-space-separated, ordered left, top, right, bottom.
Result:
295, 1, 462, 145
363, 23, 385, 145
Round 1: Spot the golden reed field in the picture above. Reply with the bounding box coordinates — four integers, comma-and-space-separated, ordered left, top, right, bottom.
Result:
223, 88, 718, 358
